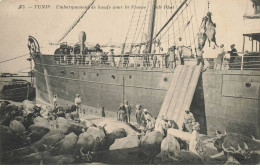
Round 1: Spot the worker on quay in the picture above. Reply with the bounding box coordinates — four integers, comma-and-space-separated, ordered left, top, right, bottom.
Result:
135, 104, 144, 128
155, 115, 168, 135
53, 94, 58, 108
75, 94, 82, 113
189, 122, 206, 159
117, 103, 127, 122
143, 109, 155, 133
124, 100, 132, 123
182, 109, 195, 133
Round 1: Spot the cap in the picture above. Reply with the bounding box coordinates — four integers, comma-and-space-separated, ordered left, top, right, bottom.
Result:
124, 100, 128, 103
143, 109, 148, 112
76, 94, 80, 97
231, 44, 235, 47
185, 109, 190, 112
193, 122, 200, 129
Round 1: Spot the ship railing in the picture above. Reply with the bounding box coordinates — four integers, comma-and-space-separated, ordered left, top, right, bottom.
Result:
54, 53, 173, 69
206, 52, 260, 71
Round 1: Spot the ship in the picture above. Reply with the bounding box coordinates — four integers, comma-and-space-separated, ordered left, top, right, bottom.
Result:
29, 0, 260, 138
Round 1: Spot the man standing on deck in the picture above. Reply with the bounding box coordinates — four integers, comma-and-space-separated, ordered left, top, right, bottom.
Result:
215, 44, 225, 70
177, 37, 184, 65
228, 44, 238, 63
124, 100, 132, 123
75, 94, 82, 113
196, 47, 204, 67
168, 46, 176, 68
182, 109, 195, 133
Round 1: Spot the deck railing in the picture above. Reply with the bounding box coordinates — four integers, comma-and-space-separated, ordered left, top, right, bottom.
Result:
206, 52, 260, 71
54, 53, 171, 69
53, 52, 260, 71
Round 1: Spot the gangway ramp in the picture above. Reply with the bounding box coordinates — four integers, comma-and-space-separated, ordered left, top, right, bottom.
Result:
159, 65, 201, 129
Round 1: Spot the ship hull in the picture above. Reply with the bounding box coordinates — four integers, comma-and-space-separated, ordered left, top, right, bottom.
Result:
34, 54, 260, 138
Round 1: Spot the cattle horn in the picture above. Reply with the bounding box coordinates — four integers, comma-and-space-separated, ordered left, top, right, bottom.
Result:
237, 144, 243, 152
80, 146, 86, 156
243, 142, 249, 150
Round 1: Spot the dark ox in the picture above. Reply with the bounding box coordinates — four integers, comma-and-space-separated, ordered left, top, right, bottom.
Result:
214, 131, 260, 164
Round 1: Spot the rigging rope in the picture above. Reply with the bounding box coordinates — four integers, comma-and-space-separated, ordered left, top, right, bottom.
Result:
180, 0, 188, 46
188, 1, 197, 53
185, 2, 192, 48
192, 0, 199, 32
57, 0, 95, 43
0, 54, 30, 64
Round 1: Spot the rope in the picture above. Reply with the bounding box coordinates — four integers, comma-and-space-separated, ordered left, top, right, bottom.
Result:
180, 0, 187, 46
188, 2, 197, 54
0, 54, 30, 64
170, 0, 176, 45
185, 2, 192, 48
131, 0, 144, 45
192, 0, 199, 31
58, 0, 95, 43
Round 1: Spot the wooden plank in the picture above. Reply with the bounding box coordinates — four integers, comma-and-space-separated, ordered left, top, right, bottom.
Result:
165, 66, 189, 119
177, 65, 201, 127
170, 66, 194, 120
159, 66, 183, 117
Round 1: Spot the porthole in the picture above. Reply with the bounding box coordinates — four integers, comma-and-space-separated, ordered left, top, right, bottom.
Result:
164, 77, 168, 82
129, 75, 132, 79
96, 73, 99, 76
83, 72, 86, 75
112, 75, 115, 79
245, 83, 251, 87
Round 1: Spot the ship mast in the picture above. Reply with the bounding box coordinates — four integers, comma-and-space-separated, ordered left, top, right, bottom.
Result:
146, 0, 157, 53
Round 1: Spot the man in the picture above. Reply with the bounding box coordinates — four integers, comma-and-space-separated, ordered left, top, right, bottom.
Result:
215, 44, 225, 70
53, 94, 58, 108
168, 46, 176, 68
124, 100, 132, 123
118, 103, 127, 122
189, 122, 206, 159
75, 94, 82, 113
229, 44, 238, 63
183, 109, 195, 133
177, 37, 184, 65
135, 104, 145, 128
108, 49, 115, 67
143, 109, 155, 133
196, 47, 204, 67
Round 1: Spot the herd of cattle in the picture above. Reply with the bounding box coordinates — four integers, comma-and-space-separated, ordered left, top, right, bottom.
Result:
0, 100, 259, 165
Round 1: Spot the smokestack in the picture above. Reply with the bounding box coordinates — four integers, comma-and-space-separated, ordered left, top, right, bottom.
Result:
78, 31, 86, 55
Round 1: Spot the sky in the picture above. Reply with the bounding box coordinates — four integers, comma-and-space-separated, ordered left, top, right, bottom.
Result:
0, 0, 257, 73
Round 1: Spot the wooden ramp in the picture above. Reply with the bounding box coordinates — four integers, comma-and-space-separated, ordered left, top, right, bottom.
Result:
158, 65, 201, 129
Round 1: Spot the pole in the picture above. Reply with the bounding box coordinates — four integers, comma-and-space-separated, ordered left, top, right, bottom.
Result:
146, 0, 157, 53
242, 36, 245, 52
122, 76, 125, 104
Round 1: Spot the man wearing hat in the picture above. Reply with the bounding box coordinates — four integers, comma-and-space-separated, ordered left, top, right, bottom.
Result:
168, 46, 176, 68
124, 100, 132, 123
135, 104, 145, 128
108, 49, 115, 67
75, 94, 82, 113
229, 44, 238, 63
183, 109, 195, 133
177, 37, 184, 65
215, 44, 225, 70
143, 109, 155, 133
